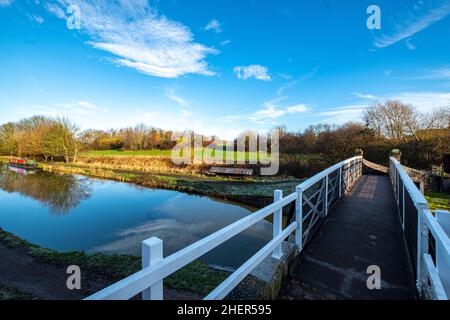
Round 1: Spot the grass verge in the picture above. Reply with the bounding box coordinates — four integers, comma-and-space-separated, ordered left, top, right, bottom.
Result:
0, 227, 228, 298
38, 161, 300, 208
426, 192, 450, 211
0, 285, 36, 300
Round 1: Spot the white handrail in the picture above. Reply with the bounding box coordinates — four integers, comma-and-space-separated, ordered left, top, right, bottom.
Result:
390, 157, 428, 208
205, 222, 298, 300
424, 209, 450, 258
85, 194, 296, 300
86, 156, 363, 300
423, 253, 448, 300
389, 157, 450, 300
298, 156, 361, 191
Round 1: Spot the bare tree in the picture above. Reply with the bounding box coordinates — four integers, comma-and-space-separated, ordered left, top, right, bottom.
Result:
363, 100, 421, 141
422, 106, 450, 129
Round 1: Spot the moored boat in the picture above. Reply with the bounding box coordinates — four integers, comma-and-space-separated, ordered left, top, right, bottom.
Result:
8, 157, 38, 169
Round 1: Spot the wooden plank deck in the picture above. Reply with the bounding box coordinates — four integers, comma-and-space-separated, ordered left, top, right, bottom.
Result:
280, 175, 417, 300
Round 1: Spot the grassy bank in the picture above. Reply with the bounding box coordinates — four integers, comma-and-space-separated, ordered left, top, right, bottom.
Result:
82, 149, 268, 162
39, 161, 301, 208
0, 285, 36, 300
0, 227, 228, 298
80, 150, 329, 178
426, 192, 450, 211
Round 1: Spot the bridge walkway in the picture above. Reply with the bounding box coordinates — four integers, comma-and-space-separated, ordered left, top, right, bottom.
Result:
280, 175, 417, 300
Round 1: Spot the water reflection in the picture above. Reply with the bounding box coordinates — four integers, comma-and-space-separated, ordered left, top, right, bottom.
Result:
0, 165, 91, 214
0, 165, 272, 267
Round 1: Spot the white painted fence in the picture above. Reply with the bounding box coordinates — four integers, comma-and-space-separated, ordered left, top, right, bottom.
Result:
390, 157, 450, 300
85, 156, 362, 300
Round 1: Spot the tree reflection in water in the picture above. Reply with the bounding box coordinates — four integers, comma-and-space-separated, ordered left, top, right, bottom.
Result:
0, 165, 92, 214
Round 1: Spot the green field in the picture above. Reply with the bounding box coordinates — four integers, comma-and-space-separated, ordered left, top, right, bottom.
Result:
426, 192, 450, 211
82, 149, 173, 157
82, 149, 270, 162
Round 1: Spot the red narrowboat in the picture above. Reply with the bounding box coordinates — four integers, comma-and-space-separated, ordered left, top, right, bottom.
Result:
8, 157, 38, 169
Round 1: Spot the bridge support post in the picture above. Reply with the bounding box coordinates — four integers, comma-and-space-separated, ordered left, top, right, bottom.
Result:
417, 204, 429, 295
390, 149, 402, 163
272, 190, 283, 259
142, 237, 164, 300
325, 175, 329, 216
295, 186, 303, 253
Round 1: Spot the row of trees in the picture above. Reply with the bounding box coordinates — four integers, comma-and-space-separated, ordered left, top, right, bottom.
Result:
0, 118, 181, 161
0, 116, 81, 163
0, 100, 448, 168
80, 125, 177, 151
276, 101, 449, 168
363, 101, 450, 142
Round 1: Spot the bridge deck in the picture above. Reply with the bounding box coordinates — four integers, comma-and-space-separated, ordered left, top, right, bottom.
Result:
280, 175, 416, 300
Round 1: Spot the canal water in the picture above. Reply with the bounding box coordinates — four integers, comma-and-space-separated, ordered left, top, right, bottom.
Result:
0, 164, 272, 268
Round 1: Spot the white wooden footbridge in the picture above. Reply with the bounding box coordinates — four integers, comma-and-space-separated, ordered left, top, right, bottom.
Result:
86, 154, 450, 300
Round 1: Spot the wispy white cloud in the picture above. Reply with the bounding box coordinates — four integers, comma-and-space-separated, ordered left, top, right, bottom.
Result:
219, 39, 231, 46
405, 38, 416, 50
286, 104, 308, 114
389, 91, 450, 112
222, 97, 308, 125
134, 109, 242, 140
299, 67, 319, 81
319, 91, 450, 124
204, 19, 222, 33
0, 0, 13, 7
356, 91, 450, 113
276, 67, 318, 95
407, 67, 450, 79
374, 0, 450, 48
45, 1, 217, 78
181, 109, 191, 116
352, 92, 378, 100
427, 67, 450, 79
16, 100, 109, 118
233, 65, 271, 81
28, 14, 44, 24
316, 105, 369, 124
44, 2, 66, 19
165, 88, 189, 107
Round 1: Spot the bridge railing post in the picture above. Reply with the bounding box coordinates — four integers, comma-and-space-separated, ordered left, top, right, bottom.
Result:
417, 204, 429, 295
272, 190, 283, 259
402, 184, 405, 230
339, 165, 342, 198
325, 175, 329, 216
142, 237, 164, 300
295, 186, 303, 253
359, 158, 363, 178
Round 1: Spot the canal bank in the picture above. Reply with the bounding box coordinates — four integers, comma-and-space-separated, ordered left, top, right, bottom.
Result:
0, 227, 218, 299
0, 159, 299, 300
37, 160, 300, 209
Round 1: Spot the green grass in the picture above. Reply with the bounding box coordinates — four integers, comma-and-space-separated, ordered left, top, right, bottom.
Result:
164, 260, 228, 296
0, 227, 228, 297
426, 192, 450, 211
81, 149, 270, 162
0, 285, 36, 300
31, 247, 227, 296
82, 149, 173, 157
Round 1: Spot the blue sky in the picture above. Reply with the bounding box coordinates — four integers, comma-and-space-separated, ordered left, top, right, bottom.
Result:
1, 0, 450, 139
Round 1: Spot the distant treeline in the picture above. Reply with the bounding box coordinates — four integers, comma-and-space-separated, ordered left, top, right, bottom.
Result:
0, 100, 449, 169
278, 101, 450, 169
0, 116, 81, 163
80, 124, 177, 151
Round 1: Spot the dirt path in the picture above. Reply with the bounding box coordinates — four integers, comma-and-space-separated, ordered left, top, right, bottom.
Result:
0, 242, 90, 299
0, 241, 201, 300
